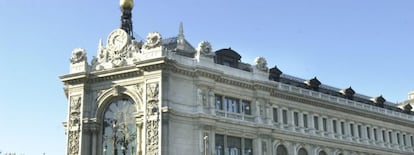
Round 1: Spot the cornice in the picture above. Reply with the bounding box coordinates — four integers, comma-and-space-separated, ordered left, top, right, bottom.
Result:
165, 61, 414, 127
61, 58, 414, 126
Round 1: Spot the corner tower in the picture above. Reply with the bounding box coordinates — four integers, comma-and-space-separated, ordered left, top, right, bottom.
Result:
61, 0, 169, 154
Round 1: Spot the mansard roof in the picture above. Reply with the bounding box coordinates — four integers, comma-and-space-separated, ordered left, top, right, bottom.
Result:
162, 37, 196, 57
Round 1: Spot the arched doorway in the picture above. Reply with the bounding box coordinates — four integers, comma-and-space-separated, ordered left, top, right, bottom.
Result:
102, 97, 138, 155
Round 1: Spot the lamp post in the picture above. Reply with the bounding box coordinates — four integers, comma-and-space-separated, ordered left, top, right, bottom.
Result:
203, 135, 208, 155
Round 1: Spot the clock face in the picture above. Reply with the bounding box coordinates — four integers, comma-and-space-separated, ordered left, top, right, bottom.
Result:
107, 29, 129, 51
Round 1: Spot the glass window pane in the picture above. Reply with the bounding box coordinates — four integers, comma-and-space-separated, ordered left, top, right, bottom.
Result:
276, 145, 288, 155
215, 95, 223, 110
225, 97, 240, 113
242, 100, 251, 115
244, 138, 253, 155
303, 114, 308, 128
227, 136, 241, 155
298, 148, 308, 155
322, 118, 327, 131
282, 110, 288, 124
314, 116, 319, 130
294, 112, 299, 126
215, 134, 224, 155
273, 108, 278, 123
102, 98, 137, 155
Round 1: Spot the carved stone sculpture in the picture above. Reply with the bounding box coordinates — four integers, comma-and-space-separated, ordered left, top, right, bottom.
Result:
70, 48, 87, 64
68, 96, 81, 155
197, 41, 212, 54
145, 82, 160, 155
68, 131, 80, 155
254, 57, 268, 72
143, 32, 162, 50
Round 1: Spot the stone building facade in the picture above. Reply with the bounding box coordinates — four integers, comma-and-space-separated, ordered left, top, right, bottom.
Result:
60, 1, 414, 155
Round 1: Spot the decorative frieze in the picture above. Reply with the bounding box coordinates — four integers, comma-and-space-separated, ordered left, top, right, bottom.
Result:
68, 96, 82, 155
145, 82, 160, 155
68, 131, 80, 155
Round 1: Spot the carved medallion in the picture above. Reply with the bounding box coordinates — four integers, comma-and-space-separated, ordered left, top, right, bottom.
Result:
143, 32, 162, 49
70, 48, 87, 64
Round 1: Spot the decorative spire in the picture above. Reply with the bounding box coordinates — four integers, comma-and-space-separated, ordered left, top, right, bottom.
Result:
177, 22, 185, 47
120, 0, 134, 39
178, 22, 184, 39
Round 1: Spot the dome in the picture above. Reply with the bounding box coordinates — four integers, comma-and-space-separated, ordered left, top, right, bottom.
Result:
120, 0, 134, 9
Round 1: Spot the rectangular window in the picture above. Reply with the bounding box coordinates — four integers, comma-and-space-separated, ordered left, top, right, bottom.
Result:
244, 138, 253, 155
294, 112, 299, 127
215, 134, 224, 155
215, 134, 252, 155
350, 124, 354, 137
374, 128, 378, 141
282, 110, 288, 124
403, 134, 406, 146
314, 116, 319, 130
225, 97, 240, 113
322, 118, 327, 132
303, 114, 308, 128
215, 95, 223, 110
341, 122, 345, 135
227, 136, 241, 155
382, 130, 386, 142
357, 125, 362, 138
273, 108, 278, 123
389, 131, 393, 144
333, 120, 337, 133
411, 136, 413, 147
367, 127, 371, 140
242, 100, 251, 115
397, 133, 400, 145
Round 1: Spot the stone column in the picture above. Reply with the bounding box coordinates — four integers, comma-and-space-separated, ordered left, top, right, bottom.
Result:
360, 124, 368, 144
318, 115, 323, 136
92, 130, 98, 155
298, 112, 305, 133
265, 102, 272, 125
352, 123, 358, 142
287, 110, 294, 131
327, 117, 334, 138
336, 120, 342, 139
392, 130, 398, 149
309, 113, 315, 135
345, 121, 352, 142
277, 107, 283, 129
209, 90, 216, 115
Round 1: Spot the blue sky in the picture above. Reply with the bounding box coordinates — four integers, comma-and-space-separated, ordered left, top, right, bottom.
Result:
0, 0, 413, 154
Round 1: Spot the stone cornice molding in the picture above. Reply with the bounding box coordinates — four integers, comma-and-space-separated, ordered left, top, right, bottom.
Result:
165, 61, 414, 127
61, 57, 414, 127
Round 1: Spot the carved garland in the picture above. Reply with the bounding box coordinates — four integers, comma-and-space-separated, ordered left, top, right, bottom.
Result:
145, 82, 160, 155
68, 96, 81, 155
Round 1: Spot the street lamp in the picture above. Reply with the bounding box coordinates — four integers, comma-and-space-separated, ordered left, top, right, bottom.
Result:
203, 135, 208, 155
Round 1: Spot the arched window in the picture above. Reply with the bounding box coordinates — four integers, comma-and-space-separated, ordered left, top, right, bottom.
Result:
319, 150, 327, 155
102, 97, 137, 155
298, 148, 308, 155
276, 145, 288, 155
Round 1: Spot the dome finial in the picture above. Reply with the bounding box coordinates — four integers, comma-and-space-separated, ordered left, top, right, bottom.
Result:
119, 0, 135, 39
120, 0, 134, 9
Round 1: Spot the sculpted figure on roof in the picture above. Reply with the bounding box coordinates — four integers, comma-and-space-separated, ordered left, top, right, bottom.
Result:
254, 56, 268, 72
